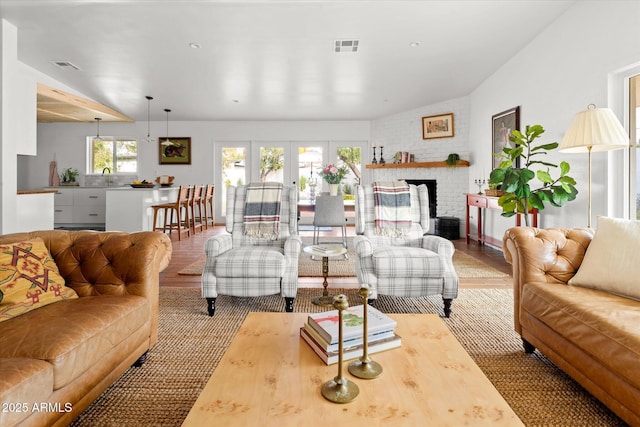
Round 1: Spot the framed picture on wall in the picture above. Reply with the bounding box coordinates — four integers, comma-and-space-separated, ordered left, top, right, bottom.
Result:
422, 113, 454, 139
159, 137, 192, 165
492, 106, 520, 169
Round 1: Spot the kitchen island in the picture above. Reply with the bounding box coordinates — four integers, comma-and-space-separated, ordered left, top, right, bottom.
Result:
105, 186, 179, 232
17, 189, 57, 232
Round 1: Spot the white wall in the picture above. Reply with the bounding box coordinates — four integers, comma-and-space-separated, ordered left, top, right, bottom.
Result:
467, 0, 640, 242
370, 96, 471, 227
2, 18, 111, 234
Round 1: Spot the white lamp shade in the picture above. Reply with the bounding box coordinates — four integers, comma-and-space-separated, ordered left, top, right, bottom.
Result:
559, 107, 629, 153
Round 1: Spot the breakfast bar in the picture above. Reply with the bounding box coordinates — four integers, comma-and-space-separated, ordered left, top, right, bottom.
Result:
105, 186, 179, 232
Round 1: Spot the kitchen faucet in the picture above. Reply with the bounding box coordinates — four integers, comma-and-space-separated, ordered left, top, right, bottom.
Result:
102, 167, 112, 186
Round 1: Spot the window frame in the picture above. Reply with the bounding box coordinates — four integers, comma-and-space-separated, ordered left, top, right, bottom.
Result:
86, 136, 139, 175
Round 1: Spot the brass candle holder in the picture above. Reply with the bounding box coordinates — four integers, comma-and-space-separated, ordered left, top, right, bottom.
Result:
321, 294, 360, 403
348, 285, 383, 379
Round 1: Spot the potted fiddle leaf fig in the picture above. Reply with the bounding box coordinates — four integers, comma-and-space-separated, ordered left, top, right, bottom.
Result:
488, 124, 578, 226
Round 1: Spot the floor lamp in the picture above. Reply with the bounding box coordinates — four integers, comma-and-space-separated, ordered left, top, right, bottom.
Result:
559, 104, 629, 227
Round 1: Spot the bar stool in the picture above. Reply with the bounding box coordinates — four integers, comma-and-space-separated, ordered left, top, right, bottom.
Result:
203, 184, 215, 229
188, 184, 204, 234
151, 185, 191, 240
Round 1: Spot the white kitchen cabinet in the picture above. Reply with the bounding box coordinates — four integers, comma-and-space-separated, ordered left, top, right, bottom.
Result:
51, 187, 107, 225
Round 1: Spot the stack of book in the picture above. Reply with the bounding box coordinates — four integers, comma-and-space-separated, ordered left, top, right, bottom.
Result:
300, 304, 401, 365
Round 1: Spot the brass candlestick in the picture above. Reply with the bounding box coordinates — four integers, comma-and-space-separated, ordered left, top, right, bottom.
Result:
321, 294, 360, 403
348, 285, 383, 379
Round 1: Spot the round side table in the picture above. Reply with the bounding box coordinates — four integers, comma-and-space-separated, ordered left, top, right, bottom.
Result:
303, 245, 348, 306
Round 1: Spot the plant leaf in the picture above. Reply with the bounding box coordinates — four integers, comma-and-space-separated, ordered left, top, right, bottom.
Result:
537, 170, 553, 184
531, 142, 558, 152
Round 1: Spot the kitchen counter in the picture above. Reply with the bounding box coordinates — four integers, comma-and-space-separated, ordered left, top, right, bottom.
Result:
18, 189, 58, 195
105, 186, 179, 232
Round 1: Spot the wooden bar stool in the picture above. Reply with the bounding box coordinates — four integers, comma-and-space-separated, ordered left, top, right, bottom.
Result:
188, 184, 204, 234
151, 185, 191, 240
203, 184, 215, 229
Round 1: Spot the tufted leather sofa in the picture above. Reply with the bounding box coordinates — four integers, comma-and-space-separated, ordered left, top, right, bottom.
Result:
0, 230, 172, 427
503, 227, 640, 426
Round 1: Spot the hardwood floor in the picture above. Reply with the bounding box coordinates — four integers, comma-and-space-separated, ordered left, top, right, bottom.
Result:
160, 225, 513, 290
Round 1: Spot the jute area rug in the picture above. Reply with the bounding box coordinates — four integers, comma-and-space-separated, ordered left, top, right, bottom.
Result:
178, 238, 509, 279
71, 288, 624, 427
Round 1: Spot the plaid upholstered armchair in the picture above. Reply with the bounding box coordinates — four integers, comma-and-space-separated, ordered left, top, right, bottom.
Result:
201, 183, 302, 316
353, 182, 459, 317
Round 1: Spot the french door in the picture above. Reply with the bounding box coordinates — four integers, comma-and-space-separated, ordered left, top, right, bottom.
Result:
214, 140, 365, 222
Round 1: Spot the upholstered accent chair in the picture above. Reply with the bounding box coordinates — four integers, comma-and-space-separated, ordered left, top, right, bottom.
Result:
201, 184, 302, 316
353, 183, 459, 317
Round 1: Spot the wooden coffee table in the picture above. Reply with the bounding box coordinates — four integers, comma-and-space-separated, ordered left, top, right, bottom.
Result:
181, 312, 523, 426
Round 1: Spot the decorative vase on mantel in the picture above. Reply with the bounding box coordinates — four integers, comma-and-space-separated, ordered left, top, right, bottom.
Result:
329, 184, 339, 196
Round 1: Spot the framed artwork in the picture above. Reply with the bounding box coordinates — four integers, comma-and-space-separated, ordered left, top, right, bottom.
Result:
422, 113, 454, 139
492, 106, 520, 169
159, 137, 191, 165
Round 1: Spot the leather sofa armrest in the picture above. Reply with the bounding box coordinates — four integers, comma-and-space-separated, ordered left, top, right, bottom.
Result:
502, 227, 593, 334
0, 230, 172, 347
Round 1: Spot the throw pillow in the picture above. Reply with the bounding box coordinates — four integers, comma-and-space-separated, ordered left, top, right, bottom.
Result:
569, 216, 640, 300
0, 238, 77, 322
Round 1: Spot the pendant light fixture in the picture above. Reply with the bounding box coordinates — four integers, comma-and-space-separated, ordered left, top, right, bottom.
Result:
144, 96, 156, 143
161, 108, 173, 147
93, 117, 102, 142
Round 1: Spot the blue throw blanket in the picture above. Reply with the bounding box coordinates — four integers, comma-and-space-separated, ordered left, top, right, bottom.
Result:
243, 182, 283, 240
373, 181, 411, 236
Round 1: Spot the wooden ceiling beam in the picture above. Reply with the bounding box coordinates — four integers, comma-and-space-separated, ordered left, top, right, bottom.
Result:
37, 83, 133, 123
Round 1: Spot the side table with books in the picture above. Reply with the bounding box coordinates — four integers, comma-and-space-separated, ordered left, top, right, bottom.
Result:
300, 303, 401, 364
303, 245, 348, 305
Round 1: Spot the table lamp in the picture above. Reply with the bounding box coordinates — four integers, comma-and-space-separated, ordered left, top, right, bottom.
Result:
559, 104, 629, 227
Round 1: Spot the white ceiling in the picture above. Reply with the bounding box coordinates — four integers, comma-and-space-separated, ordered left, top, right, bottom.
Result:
0, 0, 576, 122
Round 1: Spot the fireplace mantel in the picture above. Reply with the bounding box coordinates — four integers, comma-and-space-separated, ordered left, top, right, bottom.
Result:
365, 160, 469, 169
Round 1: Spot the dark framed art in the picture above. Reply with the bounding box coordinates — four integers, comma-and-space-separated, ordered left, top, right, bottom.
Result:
159, 137, 191, 165
492, 106, 520, 169
422, 113, 454, 139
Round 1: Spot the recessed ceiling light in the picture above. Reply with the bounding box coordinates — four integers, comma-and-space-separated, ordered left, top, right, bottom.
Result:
232, 99, 240, 103
410, 42, 421, 47
189, 43, 201, 49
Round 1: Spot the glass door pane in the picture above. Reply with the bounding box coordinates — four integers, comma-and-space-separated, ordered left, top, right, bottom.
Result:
331, 143, 362, 198
297, 146, 323, 204
220, 145, 247, 220
258, 145, 285, 183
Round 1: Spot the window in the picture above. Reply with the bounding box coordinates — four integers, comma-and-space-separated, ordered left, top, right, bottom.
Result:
87, 137, 138, 174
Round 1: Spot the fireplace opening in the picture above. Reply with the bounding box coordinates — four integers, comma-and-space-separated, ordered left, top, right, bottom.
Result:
402, 179, 437, 218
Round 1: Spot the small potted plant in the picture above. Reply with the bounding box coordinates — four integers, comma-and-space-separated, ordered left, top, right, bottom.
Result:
445, 153, 466, 167
60, 168, 80, 186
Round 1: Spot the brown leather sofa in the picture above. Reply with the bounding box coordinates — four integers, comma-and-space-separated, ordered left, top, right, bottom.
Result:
0, 230, 172, 427
503, 227, 640, 427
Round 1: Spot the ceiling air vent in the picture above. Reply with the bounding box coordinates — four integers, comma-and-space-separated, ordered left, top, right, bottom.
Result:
51, 61, 80, 70
334, 40, 359, 53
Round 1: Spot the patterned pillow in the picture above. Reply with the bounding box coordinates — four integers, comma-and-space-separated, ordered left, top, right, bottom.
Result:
0, 238, 77, 322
